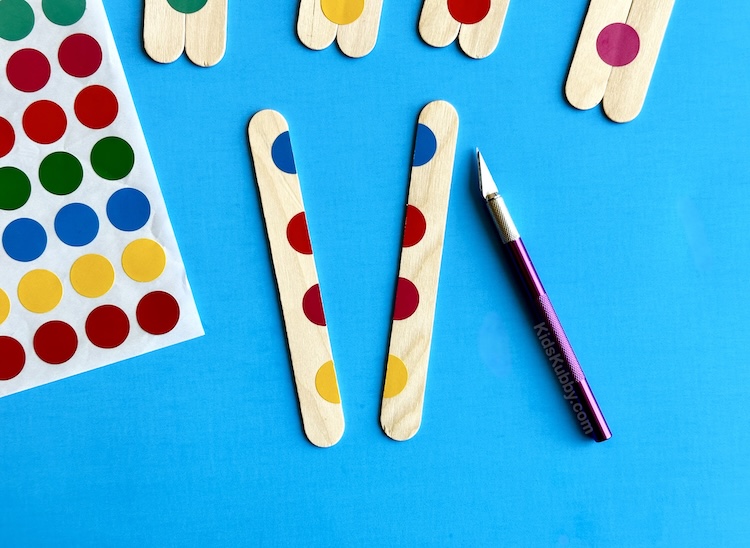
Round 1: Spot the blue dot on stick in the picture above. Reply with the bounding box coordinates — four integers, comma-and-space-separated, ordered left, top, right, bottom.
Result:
413, 124, 437, 167
106, 188, 151, 232
271, 132, 296, 174
3, 218, 47, 262
54, 203, 99, 247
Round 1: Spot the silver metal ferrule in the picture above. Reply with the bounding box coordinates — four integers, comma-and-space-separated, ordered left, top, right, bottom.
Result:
486, 194, 520, 244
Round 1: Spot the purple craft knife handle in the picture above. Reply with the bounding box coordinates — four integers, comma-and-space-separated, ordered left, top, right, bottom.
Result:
507, 239, 612, 442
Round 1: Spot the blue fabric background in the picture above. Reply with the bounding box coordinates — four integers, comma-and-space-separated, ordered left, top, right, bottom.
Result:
1, 0, 748, 545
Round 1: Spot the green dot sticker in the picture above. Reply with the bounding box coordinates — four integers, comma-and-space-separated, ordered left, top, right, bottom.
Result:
42, 0, 86, 26
91, 137, 135, 181
0, 0, 35, 41
0, 167, 32, 210
167, 0, 208, 14
39, 152, 84, 195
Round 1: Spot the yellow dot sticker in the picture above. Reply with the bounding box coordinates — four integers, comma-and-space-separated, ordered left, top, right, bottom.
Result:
383, 354, 408, 398
0, 288, 10, 324
321, 0, 364, 25
18, 270, 63, 314
315, 361, 341, 404
122, 239, 166, 283
70, 254, 115, 298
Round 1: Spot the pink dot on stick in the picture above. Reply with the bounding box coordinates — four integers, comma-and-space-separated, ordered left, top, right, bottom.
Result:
402, 205, 426, 248
286, 212, 313, 255
393, 277, 419, 320
596, 23, 640, 67
34, 321, 78, 365
58, 34, 102, 78
302, 284, 326, 326
0, 336, 25, 380
6, 49, 51, 92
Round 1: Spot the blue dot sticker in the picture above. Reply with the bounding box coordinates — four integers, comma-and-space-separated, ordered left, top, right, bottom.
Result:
106, 188, 151, 232
54, 203, 99, 247
413, 124, 437, 167
271, 132, 296, 174
3, 218, 47, 262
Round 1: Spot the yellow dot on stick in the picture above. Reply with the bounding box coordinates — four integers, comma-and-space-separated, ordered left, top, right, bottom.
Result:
0, 289, 10, 324
122, 239, 166, 283
70, 254, 115, 298
18, 270, 63, 314
315, 361, 341, 404
321, 0, 364, 25
383, 355, 408, 398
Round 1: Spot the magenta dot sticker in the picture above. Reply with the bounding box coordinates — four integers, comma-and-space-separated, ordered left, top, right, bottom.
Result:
596, 23, 640, 67
287, 212, 313, 255
402, 205, 427, 248
393, 277, 419, 320
33, 321, 78, 365
58, 33, 102, 77
302, 284, 326, 326
6, 49, 51, 93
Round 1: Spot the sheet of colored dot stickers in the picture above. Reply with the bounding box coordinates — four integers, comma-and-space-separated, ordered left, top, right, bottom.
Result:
0, 0, 203, 395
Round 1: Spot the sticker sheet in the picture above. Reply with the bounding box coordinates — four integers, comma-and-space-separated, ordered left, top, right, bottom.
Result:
0, 0, 203, 396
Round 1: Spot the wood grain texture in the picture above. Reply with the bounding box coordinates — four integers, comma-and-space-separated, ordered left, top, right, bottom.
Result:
144, 0, 186, 64
419, 0, 461, 48
458, 0, 510, 59
185, 0, 228, 67
603, 0, 675, 123
336, 0, 384, 58
248, 110, 345, 448
565, 0, 632, 110
297, 0, 338, 51
380, 101, 459, 441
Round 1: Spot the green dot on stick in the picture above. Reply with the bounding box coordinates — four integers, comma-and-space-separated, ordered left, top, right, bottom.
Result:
0, 0, 35, 41
42, 0, 86, 26
0, 167, 31, 211
39, 152, 84, 195
91, 137, 135, 181
167, 0, 207, 14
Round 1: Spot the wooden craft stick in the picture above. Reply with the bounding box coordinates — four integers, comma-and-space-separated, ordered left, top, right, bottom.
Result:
565, 0, 633, 111
336, 0, 385, 58
297, 0, 338, 51
457, 0, 511, 59
380, 101, 459, 441
248, 110, 345, 448
603, 0, 675, 123
185, 0, 228, 67
418, 0, 461, 48
144, 0, 186, 64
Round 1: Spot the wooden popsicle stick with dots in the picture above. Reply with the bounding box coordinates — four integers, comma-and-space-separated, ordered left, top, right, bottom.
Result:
297, 0, 384, 58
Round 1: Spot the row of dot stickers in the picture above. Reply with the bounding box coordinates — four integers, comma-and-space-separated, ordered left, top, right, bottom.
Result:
0, 0, 203, 397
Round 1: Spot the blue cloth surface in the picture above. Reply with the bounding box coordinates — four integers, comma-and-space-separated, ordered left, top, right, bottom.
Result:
2, 1, 748, 545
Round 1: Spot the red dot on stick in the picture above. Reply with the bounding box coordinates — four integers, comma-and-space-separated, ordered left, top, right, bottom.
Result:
58, 34, 102, 78
0, 117, 14, 158
0, 336, 25, 381
23, 100, 67, 144
393, 277, 419, 320
34, 321, 78, 365
75, 85, 119, 129
86, 305, 130, 349
7, 49, 51, 92
596, 23, 640, 67
447, 0, 491, 25
286, 212, 313, 255
137, 291, 181, 335
402, 205, 427, 248
302, 284, 326, 326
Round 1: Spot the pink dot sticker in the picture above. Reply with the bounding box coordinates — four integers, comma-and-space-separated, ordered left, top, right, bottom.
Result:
58, 33, 102, 78
287, 212, 313, 255
596, 23, 640, 67
6, 49, 51, 93
393, 277, 419, 320
302, 284, 326, 326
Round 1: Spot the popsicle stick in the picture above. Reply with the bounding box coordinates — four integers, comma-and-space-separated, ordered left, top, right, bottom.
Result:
298, 0, 338, 51
565, 0, 633, 111
380, 101, 459, 441
248, 110, 345, 448
419, 0, 461, 48
185, 0, 228, 67
458, 0, 511, 59
144, 0, 186, 64
336, 0, 384, 58
603, 0, 675, 123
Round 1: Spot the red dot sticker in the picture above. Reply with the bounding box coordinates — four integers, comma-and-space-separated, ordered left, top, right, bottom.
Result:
596, 23, 640, 67
34, 321, 78, 365
58, 33, 102, 78
6, 49, 51, 93
0, 117, 14, 158
393, 277, 419, 320
136, 291, 180, 335
74, 85, 119, 129
86, 305, 130, 348
23, 100, 67, 144
447, 0, 491, 25
402, 205, 427, 248
302, 284, 326, 326
0, 336, 25, 381
287, 212, 313, 255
